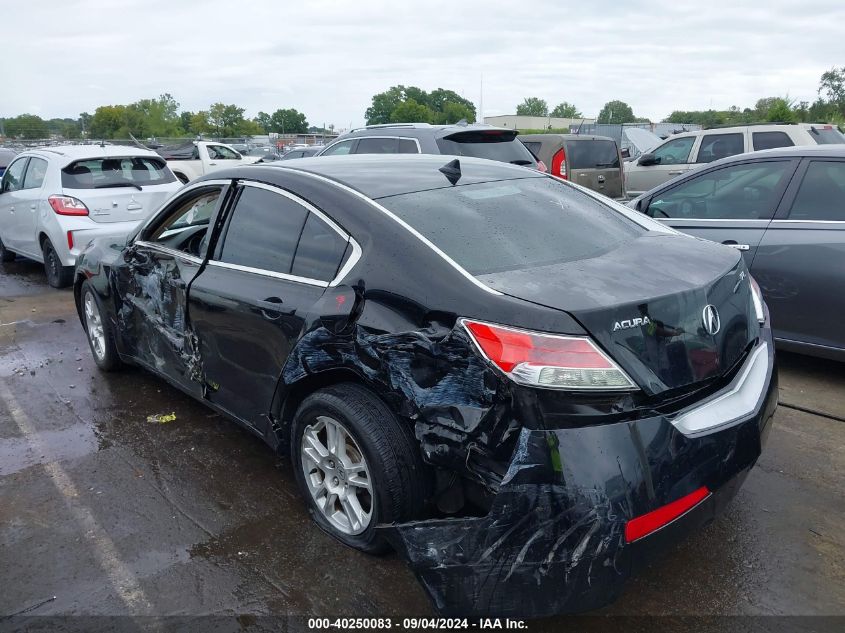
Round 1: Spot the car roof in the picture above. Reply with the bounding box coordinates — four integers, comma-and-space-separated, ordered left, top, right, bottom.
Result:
20, 144, 161, 162
335, 123, 515, 141
213, 154, 545, 199
709, 144, 845, 164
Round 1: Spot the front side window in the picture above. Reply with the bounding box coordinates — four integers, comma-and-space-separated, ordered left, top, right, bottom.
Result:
147, 187, 223, 256
208, 145, 240, 160
2, 158, 28, 193
321, 140, 355, 156
355, 137, 399, 154
378, 177, 643, 275
651, 137, 694, 165
218, 186, 308, 274
752, 131, 794, 151
62, 156, 176, 189
787, 161, 845, 221
647, 161, 791, 220
23, 157, 48, 190
696, 133, 744, 163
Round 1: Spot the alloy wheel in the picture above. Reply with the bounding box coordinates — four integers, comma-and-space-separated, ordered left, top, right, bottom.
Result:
84, 293, 106, 361
300, 415, 373, 535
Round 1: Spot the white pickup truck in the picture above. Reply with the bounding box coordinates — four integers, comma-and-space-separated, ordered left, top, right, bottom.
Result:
159, 141, 259, 183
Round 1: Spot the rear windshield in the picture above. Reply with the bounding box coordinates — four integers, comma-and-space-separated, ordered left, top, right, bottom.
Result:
62, 156, 176, 189
436, 131, 537, 166
566, 140, 620, 169
809, 126, 845, 144
378, 177, 643, 275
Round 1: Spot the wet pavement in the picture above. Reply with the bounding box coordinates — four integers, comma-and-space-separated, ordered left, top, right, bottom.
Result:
1, 257, 844, 631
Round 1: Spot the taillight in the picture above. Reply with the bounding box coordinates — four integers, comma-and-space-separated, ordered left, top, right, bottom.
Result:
462, 319, 635, 390
536, 160, 547, 173
551, 148, 567, 180
749, 276, 765, 324
48, 195, 89, 216
625, 486, 710, 543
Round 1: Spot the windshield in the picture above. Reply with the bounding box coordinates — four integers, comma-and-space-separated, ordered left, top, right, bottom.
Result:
378, 177, 644, 275
567, 140, 620, 169
809, 126, 845, 144
62, 156, 176, 189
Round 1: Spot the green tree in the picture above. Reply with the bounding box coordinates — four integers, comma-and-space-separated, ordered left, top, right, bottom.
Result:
79, 112, 92, 137
189, 111, 211, 135
550, 102, 581, 118
89, 105, 129, 138
129, 93, 181, 137
267, 108, 309, 134
255, 111, 272, 133
437, 101, 476, 124
4, 114, 49, 139
365, 85, 476, 125
765, 97, 796, 122
207, 103, 254, 137
819, 67, 845, 111
62, 122, 81, 139
180, 111, 194, 134
428, 89, 476, 122
390, 98, 435, 123
516, 97, 548, 117
365, 86, 406, 125
597, 100, 636, 124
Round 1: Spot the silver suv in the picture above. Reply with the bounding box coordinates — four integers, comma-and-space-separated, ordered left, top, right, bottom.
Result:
625, 123, 845, 196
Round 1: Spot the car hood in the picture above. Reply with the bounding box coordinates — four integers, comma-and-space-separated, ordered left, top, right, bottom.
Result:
477, 233, 758, 395
624, 128, 662, 153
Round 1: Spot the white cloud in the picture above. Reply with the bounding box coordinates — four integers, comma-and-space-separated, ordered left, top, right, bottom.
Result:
0, 0, 841, 126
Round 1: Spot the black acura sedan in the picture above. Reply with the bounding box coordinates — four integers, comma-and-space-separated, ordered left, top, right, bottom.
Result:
74, 154, 777, 618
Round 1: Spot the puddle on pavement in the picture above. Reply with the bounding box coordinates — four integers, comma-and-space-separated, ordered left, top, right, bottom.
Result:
0, 421, 99, 476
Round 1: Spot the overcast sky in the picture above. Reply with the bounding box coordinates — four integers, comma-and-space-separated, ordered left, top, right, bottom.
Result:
2, 0, 842, 128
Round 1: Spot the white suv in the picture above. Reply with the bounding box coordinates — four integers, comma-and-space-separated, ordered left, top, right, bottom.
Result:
625, 123, 845, 196
0, 145, 182, 287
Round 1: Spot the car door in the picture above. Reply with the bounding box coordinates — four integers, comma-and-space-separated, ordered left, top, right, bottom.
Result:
642, 158, 799, 266
205, 144, 242, 173
0, 157, 30, 251
624, 135, 696, 196
188, 181, 351, 433
751, 158, 845, 352
114, 182, 230, 395
16, 156, 49, 256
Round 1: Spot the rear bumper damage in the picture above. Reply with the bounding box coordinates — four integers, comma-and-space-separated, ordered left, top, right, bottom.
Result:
382, 336, 777, 618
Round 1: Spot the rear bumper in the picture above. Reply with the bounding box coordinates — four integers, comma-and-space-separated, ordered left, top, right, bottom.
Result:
383, 332, 777, 618
56, 218, 139, 266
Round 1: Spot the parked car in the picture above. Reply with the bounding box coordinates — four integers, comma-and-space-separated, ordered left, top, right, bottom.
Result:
520, 134, 625, 199
625, 123, 845, 196
156, 140, 259, 183
74, 154, 774, 618
0, 145, 182, 287
279, 146, 321, 160
0, 148, 17, 177
247, 146, 284, 161
629, 145, 845, 360
316, 122, 540, 169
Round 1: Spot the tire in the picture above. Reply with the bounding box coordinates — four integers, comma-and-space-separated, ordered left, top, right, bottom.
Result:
291, 383, 429, 554
175, 172, 189, 184
0, 236, 15, 262
42, 239, 74, 288
80, 281, 122, 371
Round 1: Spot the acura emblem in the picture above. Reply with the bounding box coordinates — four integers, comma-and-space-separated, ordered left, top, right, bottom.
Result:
702, 305, 721, 336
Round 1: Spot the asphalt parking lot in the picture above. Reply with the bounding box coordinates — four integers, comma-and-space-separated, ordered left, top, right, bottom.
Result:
1, 258, 843, 632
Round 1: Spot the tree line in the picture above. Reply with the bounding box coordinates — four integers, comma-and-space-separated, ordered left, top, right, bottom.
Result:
3, 68, 844, 141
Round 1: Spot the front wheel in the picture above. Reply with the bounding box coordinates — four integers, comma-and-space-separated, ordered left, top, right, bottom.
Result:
291, 383, 429, 553
81, 282, 122, 371
42, 239, 73, 288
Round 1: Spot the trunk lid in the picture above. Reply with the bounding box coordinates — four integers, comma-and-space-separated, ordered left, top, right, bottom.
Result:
477, 233, 759, 395
565, 139, 624, 198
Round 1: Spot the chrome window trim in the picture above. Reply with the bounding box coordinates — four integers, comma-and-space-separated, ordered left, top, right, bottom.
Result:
320, 135, 422, 155
289, 171, 503, 295
656, 218, 773, 224
210, 179, 361, 287
134, 240, 203, 265
205, 260, 328, 287
769, 219, 845, 225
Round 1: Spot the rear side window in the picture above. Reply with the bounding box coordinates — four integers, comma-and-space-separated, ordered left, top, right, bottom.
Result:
356, 137, 399, 154
809, 126, 845, 144
23, 157, 48, 189
752, 131, 794, 151
291, 213, 349, 281
219, 187, 308, 274
567, 140, 620, 169
696, 133, 744, 163
62, 156, 176, 189
379, 178, 643, 275
436, 131, 536, 165
521, 141, 542, 155
398, 138, 419, 154
787, 161, 845, 221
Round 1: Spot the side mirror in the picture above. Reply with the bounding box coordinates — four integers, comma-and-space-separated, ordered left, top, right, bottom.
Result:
638, 153, 659, 166
620, 148, 631, 159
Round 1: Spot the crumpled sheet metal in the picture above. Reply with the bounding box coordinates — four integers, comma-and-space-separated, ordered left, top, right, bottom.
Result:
283, 315, 521, 488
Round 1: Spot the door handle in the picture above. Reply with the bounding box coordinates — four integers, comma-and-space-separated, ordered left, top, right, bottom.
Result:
208, 162, 217, 166
668, 170, 683, 175
257, 296, 286, 320
30, 204, 36, 212
9, 206, 14, 214
722, 241, 750, 251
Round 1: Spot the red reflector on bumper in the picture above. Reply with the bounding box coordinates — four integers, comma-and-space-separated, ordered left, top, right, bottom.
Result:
625, 486, 710, 543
